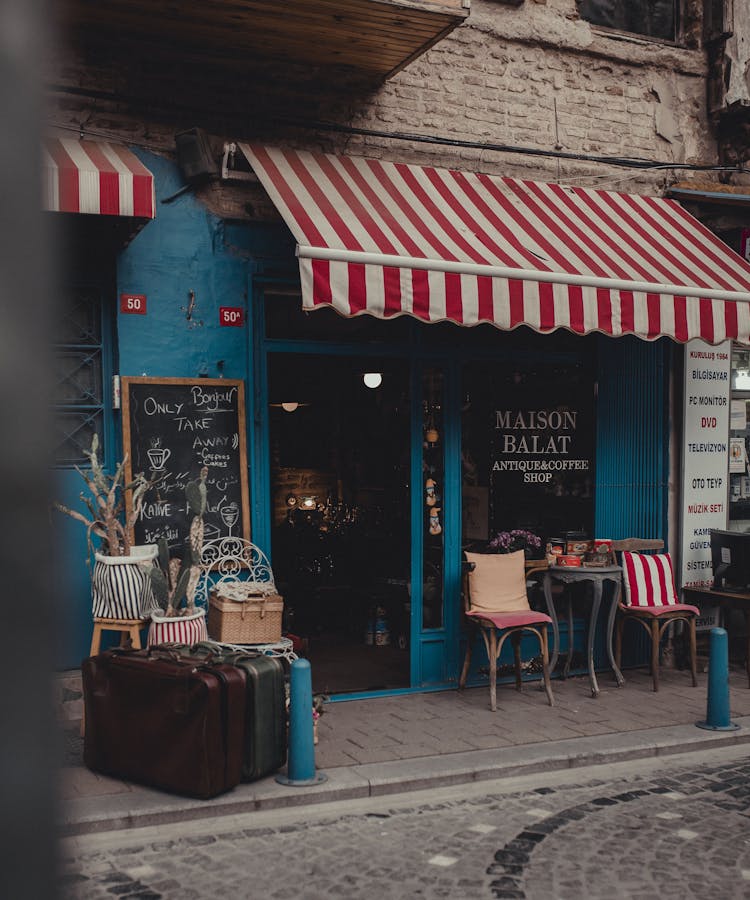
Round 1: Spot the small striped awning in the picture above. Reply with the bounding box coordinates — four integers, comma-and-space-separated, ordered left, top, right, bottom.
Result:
42, 138, 155, 219
240, 143, 750, 345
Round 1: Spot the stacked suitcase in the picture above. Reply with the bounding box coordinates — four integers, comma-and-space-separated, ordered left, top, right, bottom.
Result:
186, 644, 287, 783
82, 644, 288, 799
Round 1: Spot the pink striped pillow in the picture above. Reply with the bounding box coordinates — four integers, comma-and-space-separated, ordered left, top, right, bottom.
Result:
621, 552, 679, 608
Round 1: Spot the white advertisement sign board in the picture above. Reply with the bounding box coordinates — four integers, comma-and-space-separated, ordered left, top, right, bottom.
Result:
679, 340, 731, 591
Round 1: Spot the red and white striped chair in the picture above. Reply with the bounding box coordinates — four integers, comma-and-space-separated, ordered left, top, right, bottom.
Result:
614, 544, 698, 692
458, 550, 554, 711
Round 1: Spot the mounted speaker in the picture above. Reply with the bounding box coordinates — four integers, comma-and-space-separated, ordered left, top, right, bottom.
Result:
174, 128, 218, 183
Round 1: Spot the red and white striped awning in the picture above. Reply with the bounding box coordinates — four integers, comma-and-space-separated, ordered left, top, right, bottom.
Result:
240, 143, 750, 345
42, 138, 155, 219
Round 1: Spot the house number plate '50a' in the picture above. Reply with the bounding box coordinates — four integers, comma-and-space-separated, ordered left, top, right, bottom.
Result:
219, 307, 244, 327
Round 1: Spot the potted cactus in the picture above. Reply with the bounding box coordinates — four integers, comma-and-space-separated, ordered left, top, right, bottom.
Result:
53, 435, 158, 619
147, 467, 209, 645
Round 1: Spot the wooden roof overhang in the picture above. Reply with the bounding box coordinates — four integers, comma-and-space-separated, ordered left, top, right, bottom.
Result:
60, 0, 471, 81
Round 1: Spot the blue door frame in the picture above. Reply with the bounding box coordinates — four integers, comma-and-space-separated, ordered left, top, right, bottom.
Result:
249, 279, 466, 693
248, 279, 673, 697
408, 358, 463, 689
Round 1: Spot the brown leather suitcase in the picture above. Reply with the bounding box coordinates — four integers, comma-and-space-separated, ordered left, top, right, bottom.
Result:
82, 648, 246, 799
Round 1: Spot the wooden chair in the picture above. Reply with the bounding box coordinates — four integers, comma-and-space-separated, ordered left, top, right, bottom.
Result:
612, 539, 698, 692
458, 550, 554, 711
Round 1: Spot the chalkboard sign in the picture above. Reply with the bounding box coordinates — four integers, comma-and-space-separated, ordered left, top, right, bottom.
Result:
122, 377, 250, 552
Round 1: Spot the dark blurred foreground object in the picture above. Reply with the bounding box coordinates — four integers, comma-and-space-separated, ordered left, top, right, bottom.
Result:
0, 1, 59, 898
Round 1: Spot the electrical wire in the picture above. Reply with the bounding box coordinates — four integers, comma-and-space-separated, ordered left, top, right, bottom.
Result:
270, 117, 747, 175
47, 111, 747, 177
46, 121, 175, 157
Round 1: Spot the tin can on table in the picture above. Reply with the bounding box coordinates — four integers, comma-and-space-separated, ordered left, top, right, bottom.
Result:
567, 539, 592, 554
547, 537, 566, 556
557, 554, 583, 567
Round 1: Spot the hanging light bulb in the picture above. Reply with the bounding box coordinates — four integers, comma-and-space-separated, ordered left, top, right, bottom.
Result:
281, 401, 299, 413
363, 372, 383, 389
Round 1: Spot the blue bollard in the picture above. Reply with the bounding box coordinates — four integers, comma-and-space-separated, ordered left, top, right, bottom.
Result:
696, 627, 740, 732
276, 658, 327, 786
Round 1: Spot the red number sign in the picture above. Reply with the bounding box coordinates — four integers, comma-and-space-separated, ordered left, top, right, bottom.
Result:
219, 307, 245, 327
120, 293, 147, 315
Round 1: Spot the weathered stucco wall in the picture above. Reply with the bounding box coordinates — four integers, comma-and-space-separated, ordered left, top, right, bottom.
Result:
349, 0, 712, 182
726, 0, 750, 109
46, 0, 719, 207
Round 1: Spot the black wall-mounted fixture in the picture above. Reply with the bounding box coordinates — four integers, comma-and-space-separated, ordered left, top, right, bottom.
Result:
174, 127, 219, 183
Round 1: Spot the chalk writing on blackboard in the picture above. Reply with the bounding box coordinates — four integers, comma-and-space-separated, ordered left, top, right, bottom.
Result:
122, 377, 249, 553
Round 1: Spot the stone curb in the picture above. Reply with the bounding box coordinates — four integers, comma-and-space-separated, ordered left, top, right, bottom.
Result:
60, 715, 750, 836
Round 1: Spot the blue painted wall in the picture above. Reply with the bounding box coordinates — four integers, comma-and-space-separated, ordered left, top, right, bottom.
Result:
118, 152, 250, 381
57, 152, 296, 669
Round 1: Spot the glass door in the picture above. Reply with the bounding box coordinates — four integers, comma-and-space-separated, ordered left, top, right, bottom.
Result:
411, 362, 461, 687
267, 353, 411, 695
422, 368, 445, 631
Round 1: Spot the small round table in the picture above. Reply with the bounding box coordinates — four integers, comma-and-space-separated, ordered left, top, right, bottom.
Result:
541, 565, 624, 697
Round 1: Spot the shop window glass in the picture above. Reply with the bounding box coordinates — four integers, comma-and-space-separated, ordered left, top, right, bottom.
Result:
423, 368, 445, 630
462, 357, 595, 548
577, 0, 677, 42
729, 346, 750, 530
52, 287, 105, 466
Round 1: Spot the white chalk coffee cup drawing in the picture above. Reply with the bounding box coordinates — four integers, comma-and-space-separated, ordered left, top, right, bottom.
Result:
146, 447, 171, 471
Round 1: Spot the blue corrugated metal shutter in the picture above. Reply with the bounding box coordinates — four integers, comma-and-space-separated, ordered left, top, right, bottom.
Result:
595, 335, 671, 541
594, 335, 672, 668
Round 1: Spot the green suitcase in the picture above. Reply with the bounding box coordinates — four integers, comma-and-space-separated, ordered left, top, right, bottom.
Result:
170, 641, 288, 782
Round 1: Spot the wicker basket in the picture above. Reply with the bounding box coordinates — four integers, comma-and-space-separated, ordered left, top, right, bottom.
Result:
208, 587, 283, 644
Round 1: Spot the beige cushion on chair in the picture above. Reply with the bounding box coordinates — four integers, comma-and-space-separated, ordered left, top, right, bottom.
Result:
464, 550, 530, 613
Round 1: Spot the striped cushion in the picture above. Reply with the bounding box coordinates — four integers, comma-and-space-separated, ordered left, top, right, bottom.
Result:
621, 552, 679, 608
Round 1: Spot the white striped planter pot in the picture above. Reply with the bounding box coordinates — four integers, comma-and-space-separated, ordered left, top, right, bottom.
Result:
147, 609, 207, 647
91, 546, 158, 619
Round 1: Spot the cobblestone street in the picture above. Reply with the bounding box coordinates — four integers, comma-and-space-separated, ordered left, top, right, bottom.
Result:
59, 745, 750, 900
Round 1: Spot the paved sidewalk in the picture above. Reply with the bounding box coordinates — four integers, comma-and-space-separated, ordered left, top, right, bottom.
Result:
58, 665, 750, 836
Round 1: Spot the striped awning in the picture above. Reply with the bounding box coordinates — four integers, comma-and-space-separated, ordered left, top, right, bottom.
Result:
240, 143, 750, 345
42, 138, 155, 219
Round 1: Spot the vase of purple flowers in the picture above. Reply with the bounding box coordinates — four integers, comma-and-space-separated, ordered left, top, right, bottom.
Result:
488, 529, 543, 558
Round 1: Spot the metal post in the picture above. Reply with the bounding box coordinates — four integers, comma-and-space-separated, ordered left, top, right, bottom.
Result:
276, 658, 327, 786
696, 627, 739, 732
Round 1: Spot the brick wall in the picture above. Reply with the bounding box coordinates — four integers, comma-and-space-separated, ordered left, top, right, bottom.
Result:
271, 469, 340, 528
46, 0, 727, 215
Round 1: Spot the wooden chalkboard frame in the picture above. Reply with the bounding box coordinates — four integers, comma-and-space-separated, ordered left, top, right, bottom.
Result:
121, 376, 250, 548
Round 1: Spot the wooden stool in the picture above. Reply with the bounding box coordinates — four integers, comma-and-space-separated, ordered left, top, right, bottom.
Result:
81, 617, 147, 737
88, 616, 147, 656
